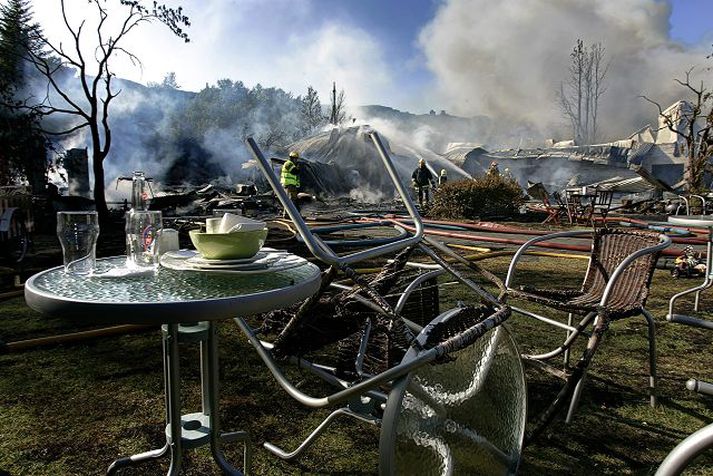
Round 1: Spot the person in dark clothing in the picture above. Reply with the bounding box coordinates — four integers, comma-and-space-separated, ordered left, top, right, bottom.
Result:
411, 159, 435, 206
487, 160, 500, 177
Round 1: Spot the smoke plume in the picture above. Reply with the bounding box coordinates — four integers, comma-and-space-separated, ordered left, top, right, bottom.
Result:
419, 0, 710, 143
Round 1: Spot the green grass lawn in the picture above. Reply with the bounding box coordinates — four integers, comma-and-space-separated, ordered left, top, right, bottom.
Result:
1, 252, 712, 475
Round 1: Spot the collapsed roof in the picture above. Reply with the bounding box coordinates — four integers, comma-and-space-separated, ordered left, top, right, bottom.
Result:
284, 125, 470, 197
443, 100, 695, 192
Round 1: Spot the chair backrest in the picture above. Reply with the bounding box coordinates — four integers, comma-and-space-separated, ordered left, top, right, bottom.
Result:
594, 189, 614, 207
581, 228, 662, 315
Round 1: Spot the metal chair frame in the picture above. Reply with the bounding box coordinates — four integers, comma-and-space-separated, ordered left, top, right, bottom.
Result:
505, 229, 671, 439
674, 194, 707, 216
657, 259, 713, 474
656, 318, 713, 475
239, 133, 526, 474
656, 376, 713, 475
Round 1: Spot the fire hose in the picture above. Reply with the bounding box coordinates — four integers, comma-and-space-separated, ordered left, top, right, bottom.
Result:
1, 324, 155, 354
384, 216, 708, 246
373, 217, 685, 257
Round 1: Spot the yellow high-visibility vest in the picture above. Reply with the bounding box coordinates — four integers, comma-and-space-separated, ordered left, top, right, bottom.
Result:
280, 159, 300, 187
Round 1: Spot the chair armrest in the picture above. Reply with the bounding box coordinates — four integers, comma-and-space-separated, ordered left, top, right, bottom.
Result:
505, 230, 593, 290
599, 234, 671, 307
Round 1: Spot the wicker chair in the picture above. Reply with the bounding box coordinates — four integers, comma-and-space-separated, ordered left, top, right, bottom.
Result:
505, 227, 671, 440
526, 182, 568, 225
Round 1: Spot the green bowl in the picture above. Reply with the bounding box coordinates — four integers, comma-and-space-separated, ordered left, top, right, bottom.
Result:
189, 228, 268, 259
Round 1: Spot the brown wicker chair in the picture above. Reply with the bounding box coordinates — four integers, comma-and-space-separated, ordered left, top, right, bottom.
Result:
504, 227, 671, 440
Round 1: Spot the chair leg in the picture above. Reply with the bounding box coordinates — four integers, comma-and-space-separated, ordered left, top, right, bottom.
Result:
526, 316, 608, 444
263, 407, 378, 461
565, 373, 587, 424
642, 308, 658, 408
564, 316, 607, 423
563, 312, 573, 368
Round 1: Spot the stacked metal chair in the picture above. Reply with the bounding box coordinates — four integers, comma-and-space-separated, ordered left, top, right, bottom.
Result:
238, 133, 528, 475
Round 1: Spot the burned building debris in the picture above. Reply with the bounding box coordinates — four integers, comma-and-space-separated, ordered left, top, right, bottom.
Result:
442, 100, 698, 193
286, 125, 470, 198
98, 100, 704, 219
64, 148, 91, 198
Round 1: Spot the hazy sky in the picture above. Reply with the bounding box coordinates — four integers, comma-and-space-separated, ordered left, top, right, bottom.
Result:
29, 0, 713, 116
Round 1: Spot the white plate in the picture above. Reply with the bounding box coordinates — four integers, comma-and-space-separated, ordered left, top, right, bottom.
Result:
159, 249, 306, 275
188, 261, 269, 270
164, 250, 197, 259
169, 248, 285, 266
186, 251, 268, 266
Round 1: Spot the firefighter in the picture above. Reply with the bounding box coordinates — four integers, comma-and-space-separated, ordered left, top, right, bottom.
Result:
487, 160, 500, 177
280, 151, 301, 215
411, 158, 435, 206
438, 169, 448, 186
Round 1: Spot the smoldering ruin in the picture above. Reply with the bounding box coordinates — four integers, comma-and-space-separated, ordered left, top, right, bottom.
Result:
57, 96, 698, 218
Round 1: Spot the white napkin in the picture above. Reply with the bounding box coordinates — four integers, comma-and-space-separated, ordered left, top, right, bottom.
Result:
219, 213, 266, 233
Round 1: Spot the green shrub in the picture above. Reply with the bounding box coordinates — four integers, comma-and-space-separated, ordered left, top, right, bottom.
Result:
428, 174, 526, 219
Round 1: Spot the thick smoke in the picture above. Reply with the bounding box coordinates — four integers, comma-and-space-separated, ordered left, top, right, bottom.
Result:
419, 0, 709, 143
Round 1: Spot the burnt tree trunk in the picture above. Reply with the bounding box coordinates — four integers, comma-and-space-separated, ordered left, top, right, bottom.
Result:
92, 151, 108, 221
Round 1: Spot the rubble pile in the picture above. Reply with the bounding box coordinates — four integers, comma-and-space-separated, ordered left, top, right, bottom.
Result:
288, 125, 469, 198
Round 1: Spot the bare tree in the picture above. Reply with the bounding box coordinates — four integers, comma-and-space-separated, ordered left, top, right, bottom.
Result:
259, 127, 287, 149
641, 68, 713, 192
19, 0, 190, 220
328, 81, 346, 126
558, 39, 608, 145
589, 43, 607, 143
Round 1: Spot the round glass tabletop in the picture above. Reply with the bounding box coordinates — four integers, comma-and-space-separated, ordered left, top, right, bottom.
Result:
25, 256, 322, 324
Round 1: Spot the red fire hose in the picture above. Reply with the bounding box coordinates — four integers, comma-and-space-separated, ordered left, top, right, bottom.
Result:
369, 215, 707, 247
374, 217, 684, 257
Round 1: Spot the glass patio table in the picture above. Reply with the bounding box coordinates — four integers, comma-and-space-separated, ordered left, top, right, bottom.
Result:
24, 255, 322, 475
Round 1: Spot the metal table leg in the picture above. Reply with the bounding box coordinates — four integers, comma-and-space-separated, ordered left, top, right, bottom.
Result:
206, 321, 251, 475
106, 322, 250, 475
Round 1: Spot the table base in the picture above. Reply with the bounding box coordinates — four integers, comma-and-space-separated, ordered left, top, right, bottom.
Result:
106, 322, 251, 476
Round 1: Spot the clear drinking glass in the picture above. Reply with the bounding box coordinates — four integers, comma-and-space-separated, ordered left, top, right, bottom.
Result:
126, 210, 162, 269
57, 211, 100, 275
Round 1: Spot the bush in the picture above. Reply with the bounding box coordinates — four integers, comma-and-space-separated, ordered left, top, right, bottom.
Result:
428, 174, 526, 219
